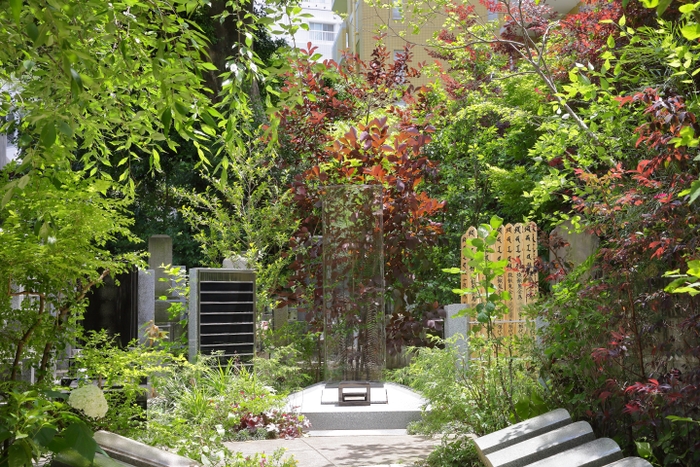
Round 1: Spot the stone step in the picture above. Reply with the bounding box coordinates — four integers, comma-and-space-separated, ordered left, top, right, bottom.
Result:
302, 409, 422, 430
483, 421, 596, 467
474, 408, 572, 456
521, 438, 624, 467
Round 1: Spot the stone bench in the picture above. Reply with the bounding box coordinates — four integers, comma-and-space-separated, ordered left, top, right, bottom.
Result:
93, 431, 199, 467
52, 431, 199, 467
473, 409, 652, 467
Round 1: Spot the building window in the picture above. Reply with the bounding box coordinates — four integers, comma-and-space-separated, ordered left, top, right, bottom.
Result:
309, 23, 335, 42
487, 10, 498, 22
392, 0, 403, 20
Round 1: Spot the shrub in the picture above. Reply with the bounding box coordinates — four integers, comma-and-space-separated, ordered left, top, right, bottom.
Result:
145, 354, 309, 451
70, 330, 183, 437
414, 436, 481, 467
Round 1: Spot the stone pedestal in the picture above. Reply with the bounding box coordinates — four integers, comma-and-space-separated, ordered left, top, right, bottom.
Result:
137, 269, 155, 343
444, 303, 469, 358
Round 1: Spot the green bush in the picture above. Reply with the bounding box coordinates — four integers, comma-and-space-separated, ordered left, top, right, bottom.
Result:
70, 330, 183, 436
253, 344, 313, 394
391, 335, 547, 438
414, 436, 481, 467
144, 354, 309, 453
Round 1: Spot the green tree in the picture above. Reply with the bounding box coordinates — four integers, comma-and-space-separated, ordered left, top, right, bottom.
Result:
0, 0, 260, 463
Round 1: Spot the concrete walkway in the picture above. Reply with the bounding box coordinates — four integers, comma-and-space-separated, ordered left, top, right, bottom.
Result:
224, 431, 442, 467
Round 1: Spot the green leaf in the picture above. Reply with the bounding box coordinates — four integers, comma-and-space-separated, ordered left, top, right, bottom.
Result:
34, 427, 57, 448
161, 108, 172, 137
656, 0, 672, 14
1, 186, 14, 208
442, 267, 462, 274
11, 0, 22, 25
49, 422, 97, 463
682, 23, 700, 40
606, 34, 615, 49
174, 101, 189, 116
26, 21, 39, 42
462, 247, 475, 259
9, 442, 31, 467
687, 259, 700, 272
151, 148, 161, 171
58, 121, 73, 137
688, 179, 700, 204
91, 179, 111, 195
70, 69, 83, 91
200, 109, 217, 129
489, 215, 504, 230
44, 390, 68, 400
471, 238, 485, 248
17, 174, 30, 189
667, 415, 699, 424
635, 441, 653, 459
41, 122, 56, 148
39, 221, 50, 239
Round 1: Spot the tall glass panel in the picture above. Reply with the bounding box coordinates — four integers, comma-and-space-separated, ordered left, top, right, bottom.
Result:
322, 185, 385, 381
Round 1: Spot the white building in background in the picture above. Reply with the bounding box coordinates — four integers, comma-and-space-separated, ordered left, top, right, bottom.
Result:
0, 129, 18, 170
273, 0, 342, 62
1, 82, 19, 170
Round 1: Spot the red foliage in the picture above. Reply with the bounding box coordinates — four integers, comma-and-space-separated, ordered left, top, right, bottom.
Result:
549, 85, 700, 454
273, 42, 445, 351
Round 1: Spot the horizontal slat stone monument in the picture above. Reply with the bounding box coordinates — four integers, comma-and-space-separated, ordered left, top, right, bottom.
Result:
473, 409, 652, 467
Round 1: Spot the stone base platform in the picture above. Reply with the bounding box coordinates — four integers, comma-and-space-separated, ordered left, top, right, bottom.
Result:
286, 382, 426, 432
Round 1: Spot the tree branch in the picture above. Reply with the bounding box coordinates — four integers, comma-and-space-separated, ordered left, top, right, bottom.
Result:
9, 292, 46, 381
37, 269, 111, 382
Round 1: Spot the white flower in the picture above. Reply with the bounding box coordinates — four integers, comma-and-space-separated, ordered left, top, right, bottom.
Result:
68, 384, 109, 419
265, 423, 279, 433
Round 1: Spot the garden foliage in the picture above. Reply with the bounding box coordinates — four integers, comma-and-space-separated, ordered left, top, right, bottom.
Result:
272, 42, 446, 356
393, 0, 700, 462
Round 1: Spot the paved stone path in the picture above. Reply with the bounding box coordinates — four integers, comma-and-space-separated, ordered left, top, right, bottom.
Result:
224, 433, 441, 467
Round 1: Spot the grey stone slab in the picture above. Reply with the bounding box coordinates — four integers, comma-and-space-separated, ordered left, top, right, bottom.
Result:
94, 431, 198, 467
137, 269, 155, 343
523, 438, 624, 467
288, 382, 425, 431
603, 458, 653, 467
307, 429, 408, 437
484, 421, 595, 467
474, 408, 572, 456
445, 304, 468, 337
321, 387, 388, 404
304, 408, 422, 430
0, 133, 7, 169
148, 235, 173, 298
